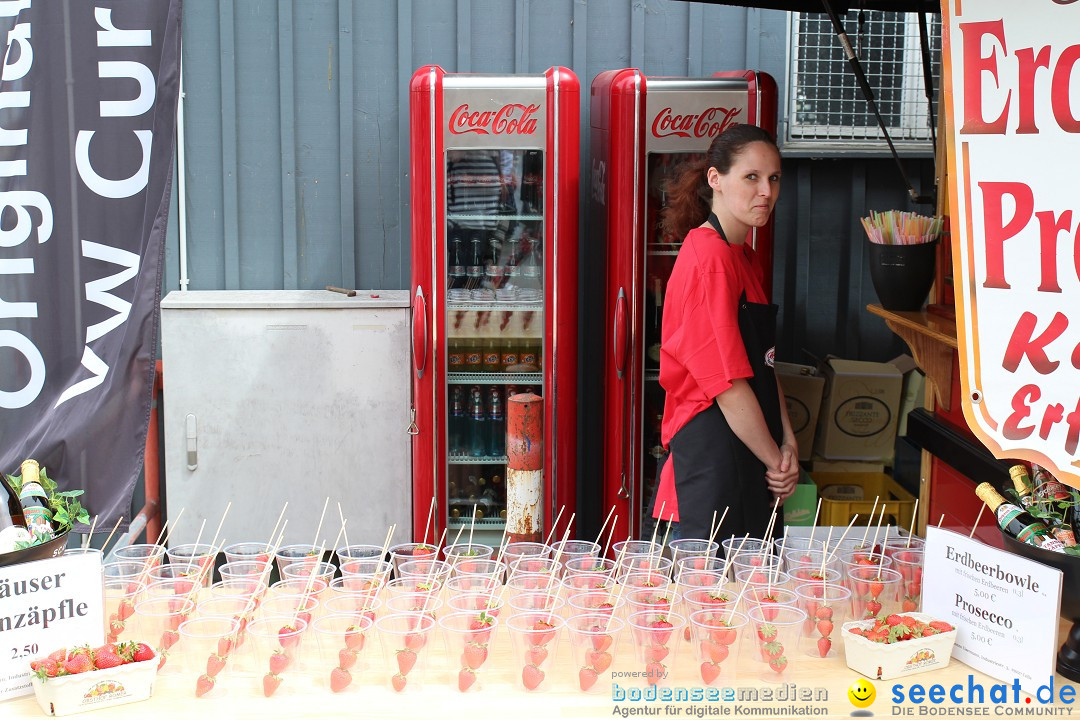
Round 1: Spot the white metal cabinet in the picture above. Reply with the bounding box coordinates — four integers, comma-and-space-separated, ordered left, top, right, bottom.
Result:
160, 290, 411, 547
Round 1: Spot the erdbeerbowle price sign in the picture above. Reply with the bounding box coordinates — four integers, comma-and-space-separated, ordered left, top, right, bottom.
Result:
0, 554, 104, 700
942, 0, 1080, 486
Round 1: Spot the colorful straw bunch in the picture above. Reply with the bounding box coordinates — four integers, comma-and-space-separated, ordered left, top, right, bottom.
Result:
861, 210, 943, 246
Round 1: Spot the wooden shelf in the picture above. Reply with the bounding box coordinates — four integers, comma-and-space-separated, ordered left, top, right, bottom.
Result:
867, 304, 958, 411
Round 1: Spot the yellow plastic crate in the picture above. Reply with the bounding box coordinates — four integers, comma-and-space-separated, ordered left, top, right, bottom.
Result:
811, 472, 917, 530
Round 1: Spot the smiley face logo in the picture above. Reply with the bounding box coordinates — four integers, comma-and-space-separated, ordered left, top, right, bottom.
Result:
848, 678, 876, 709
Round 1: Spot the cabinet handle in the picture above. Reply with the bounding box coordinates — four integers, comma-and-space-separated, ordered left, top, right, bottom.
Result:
613, 288, 628, 379
412, 286, 428, 379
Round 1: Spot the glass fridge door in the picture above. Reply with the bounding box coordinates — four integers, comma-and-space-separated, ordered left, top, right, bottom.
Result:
444, 148, 545, 543
640, 151, 702, 540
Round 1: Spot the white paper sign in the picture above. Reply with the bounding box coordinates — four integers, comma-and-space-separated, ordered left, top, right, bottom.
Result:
0, 553, 104, 700
923, 527, 1061, 695
942, 0, 1080, 486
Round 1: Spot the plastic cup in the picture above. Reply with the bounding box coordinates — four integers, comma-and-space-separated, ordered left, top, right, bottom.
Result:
452, 559, 507, 582
311, 614, 375, 694
567, 613, 624, 693
616, 554, 672, 580
563, 556, 616, 579
735, 568, 793, 594
103, 579, 144, 643
892, 548, 925, 612
562, 571, 616, 593
620, 569, 671, 590
624, 588, 682, 616
440, 610, 499, 693
335, 543, 385, 566
566, 590, 626, 619
669, 539, 720, 579
729, 554, 782, 584
689, 609, 748, 686
275, 544, 323, 578
550, 540, 601, 575
444, 574, 501, 597
501, 542, 551, 569
268, 577, 330, 603
847, 566, 903, 621
675, 556, 726, 579
774, 535, 826, 555
337, 558, 392, 594
147, 578, 204, 602
506, 612, 564, 692
148, 562, 211, 592
281, 560, 337, 587
720, 536, 770, 561
177, 616, 240, 699
208, 579, 265, 608
383, 593, 443, 622
133, 595, 195, 673
442, 543, 495, 573
383, 577, 442, 601
321, 593, 381, 624
838, 548, 894, 580
784, 549, 841, 580
508, 591, 566, 617
259, 594, 320, 627
112, 543, 167, 571
626, 610, 686, 686
376, 612, 436, 693
387, 542, 440, 578
246, 616, 309, 697
222, 542, 274, 566
790, 567, 843, 587
168, 543, 218, 578
508, 557, 562, 580
446, 592, 506, 619
674, 569, 726, 600
885, 535, 926, 558
746, 604, 807, 683
504, 573, 555, 598
104, 561, 148, 587
218, 561, 271, 592
744, 587, 799, 619
794, 582, 850, 658
397, 558, 453, 585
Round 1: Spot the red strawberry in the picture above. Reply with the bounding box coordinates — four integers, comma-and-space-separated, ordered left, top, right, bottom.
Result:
761, 641, 784, 661
885, 614, 903, 626
866, 600, 883, 617
586, 650, 612, 673
344, 625, 365, 650
817, 619, 834, 637
532, 619, 556, 645
47, 648, 68, 664
131, 642, 155, 663
522, 664, 545, 690
869, 581, 884, 599
217, 637, 233, 657
649, 618, 673, 645
462, 643, 488, 669
391, 673, 407, 692
458, 667, 477, 692
404, 632, 427, 651
929, 620, 954, 632
525, 645, 548, 666
396, 648, 417, 675
711, 626, 737, 645
262, 672, 281, 697
922, 628, 940, 637
93, 647, 123, 670
902, 598, 919, 612
63, 654, 93, 674
468, 612, 494, 642
756, 623, 777, 642
196, 673, 216, 697
592, 633, 613, 652
816, 606, 833, 620
701, 640, 729, 664
203, 653, 224, 677
117, 600, 135, 621
768, 655, 788, 674
338, 648, 358, 670
278, 624, 300, 648
268, 650, 290, 674
700, 661, 721, 685
817, 637, 832, 657
645, 661, 665, 685
646, 644, 669, 662
579, 667, 599, 691
330, 667, 352, 693
33, 659, 59, 679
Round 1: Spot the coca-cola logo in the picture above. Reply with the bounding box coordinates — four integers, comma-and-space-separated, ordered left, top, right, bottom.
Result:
449, 103, 540, 135
651, 106, 742, 139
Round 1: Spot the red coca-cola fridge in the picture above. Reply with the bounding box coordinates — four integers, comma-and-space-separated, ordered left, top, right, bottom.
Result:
410, 66, 579, 546
591, 70, 778, 543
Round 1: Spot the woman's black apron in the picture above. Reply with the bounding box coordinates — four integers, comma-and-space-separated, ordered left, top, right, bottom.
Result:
664, 213, 785, 545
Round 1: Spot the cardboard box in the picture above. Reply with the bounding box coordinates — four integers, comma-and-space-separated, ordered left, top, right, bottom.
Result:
775, 362, 825, 462
814, 357, 903, 462
783, 469, 818, 526
890, 354, 926, 436
811, 457, 887, 474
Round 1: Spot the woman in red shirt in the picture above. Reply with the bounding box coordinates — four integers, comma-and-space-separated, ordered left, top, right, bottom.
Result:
652, 125, 799, 543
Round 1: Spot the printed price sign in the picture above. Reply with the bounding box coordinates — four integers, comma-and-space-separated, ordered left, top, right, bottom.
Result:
923, 527, 1061, 695
0, 553, 104, 700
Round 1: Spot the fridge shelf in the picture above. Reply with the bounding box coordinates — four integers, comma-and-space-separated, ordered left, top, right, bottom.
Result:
647, 247, 680, 257
445, 301, 544, 311
447, 517, 505, 529
448, 213, 543, 222
644, 369, 660, 382
449, 454, 508, 465
448, 372, 542, 385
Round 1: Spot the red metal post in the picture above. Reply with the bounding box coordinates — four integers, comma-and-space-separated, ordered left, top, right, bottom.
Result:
506, 392, 543, 543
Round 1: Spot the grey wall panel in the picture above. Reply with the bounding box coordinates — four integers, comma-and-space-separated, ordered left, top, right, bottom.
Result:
173, 0, 933, 360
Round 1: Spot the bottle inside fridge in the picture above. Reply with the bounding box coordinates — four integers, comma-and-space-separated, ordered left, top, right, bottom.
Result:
444, 148, 545, 535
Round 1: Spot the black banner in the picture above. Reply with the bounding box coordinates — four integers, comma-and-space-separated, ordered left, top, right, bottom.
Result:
0, 1, 182, 531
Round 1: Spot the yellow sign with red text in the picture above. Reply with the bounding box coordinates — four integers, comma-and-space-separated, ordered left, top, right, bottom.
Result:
942, 0, 1080, 487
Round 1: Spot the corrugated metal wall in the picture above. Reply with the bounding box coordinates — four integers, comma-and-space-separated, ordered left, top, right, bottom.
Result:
171, 0, 934, 515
